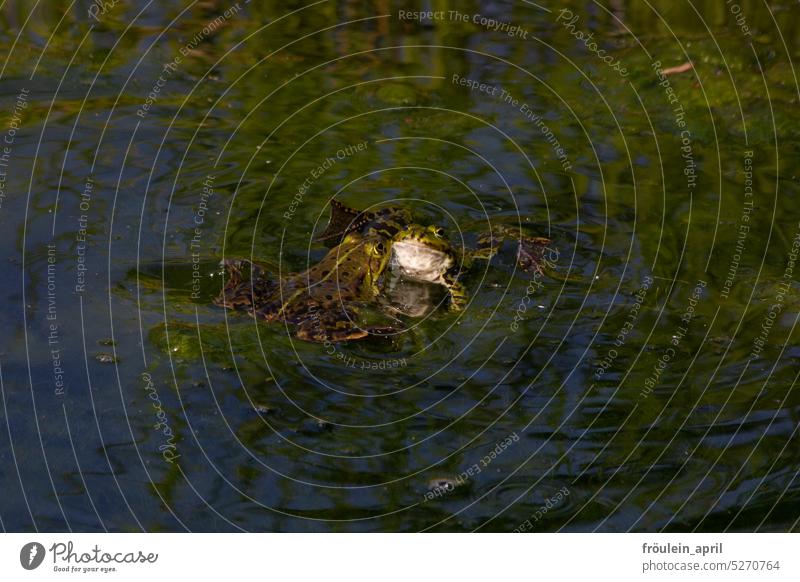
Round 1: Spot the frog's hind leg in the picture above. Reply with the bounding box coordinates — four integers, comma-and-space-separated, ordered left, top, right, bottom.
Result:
296, 323, 395, 343
443, 272, 468, 312
471, 231, 502, 261
294, 306, 398, 343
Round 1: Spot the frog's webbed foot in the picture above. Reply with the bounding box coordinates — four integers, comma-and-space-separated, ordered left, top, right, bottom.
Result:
316, 198, 411, 247
516, 236, 553, 274
214, 258, 274, 310
470, 227, 553, 275
215, 259, 247, 308
295, 306, 401, 343
315, 199, 373, 247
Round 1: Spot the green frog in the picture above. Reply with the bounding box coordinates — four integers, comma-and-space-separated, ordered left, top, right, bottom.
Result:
388, 224, 466, 311
214, 228, 397, 342
387, 221, 552, 312
215, 199, 552, 342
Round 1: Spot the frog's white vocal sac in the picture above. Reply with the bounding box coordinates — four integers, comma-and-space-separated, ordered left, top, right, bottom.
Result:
391, 239, 455, 283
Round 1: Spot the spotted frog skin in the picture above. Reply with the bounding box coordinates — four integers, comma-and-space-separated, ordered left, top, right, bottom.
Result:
214, 231, 395, 342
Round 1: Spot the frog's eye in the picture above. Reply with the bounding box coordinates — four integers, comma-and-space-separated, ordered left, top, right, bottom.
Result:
434, 227, 445, 238
374, 242, 386, 255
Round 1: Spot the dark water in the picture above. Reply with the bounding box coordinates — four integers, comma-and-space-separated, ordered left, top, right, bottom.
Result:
0, 0, 798, 532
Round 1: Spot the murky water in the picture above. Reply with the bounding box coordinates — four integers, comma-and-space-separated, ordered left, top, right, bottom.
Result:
0, 0, 798, 532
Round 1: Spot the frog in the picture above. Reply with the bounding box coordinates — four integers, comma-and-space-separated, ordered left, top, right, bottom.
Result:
316, 197, 552, 298
214, 228, 398, 342
387, 220, 552, 312
389, 223, 467, 311
215, 198, 553, 342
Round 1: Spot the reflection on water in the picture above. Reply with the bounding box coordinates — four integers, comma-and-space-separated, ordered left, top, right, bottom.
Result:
0, 0, 798, 531
380, 271, 445, 318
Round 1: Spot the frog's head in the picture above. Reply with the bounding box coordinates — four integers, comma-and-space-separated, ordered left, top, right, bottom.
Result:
390, 224, 456, 283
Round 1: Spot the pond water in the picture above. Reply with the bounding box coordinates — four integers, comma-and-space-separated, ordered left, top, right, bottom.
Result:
0, 0, 798, 532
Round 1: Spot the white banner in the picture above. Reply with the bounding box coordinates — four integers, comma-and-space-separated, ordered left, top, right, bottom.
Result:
0, 534, 797, 581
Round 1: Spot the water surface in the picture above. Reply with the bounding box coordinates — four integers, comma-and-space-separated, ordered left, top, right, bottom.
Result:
0, 0, 798, 532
